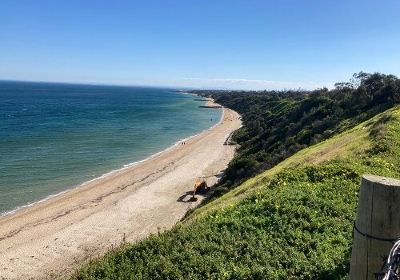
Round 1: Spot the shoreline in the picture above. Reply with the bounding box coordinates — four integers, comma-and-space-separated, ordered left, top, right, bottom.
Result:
0, 97, 224, 218
0, 103, 241, 280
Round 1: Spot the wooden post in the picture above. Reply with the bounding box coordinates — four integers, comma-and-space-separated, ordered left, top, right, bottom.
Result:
350, 175, 400, 279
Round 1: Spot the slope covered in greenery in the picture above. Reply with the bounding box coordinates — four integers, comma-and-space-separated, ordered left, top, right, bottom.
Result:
72, 103, 400, 279
194, 72, 400, 198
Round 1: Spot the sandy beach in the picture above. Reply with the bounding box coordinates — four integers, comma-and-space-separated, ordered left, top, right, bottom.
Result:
0, 104, 241, 280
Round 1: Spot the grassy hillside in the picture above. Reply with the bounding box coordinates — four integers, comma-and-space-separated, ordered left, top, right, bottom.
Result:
194, 72, 400, 199
72, 106, 400, 279
187, 107, 374, 221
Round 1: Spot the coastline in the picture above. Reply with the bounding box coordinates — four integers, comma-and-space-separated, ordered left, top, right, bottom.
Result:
0, 97, 223, 218
0, 103, 241, 280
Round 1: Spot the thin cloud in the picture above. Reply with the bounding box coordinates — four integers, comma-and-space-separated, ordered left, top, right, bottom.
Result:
181, 77, 334, 90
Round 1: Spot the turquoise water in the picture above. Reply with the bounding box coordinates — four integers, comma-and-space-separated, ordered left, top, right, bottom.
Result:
0, 81, 221, 215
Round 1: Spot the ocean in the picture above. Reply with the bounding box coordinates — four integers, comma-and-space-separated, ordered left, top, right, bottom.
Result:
0, 81, 221, 215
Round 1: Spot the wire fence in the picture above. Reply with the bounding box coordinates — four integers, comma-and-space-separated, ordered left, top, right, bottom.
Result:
376, 239, 400, 280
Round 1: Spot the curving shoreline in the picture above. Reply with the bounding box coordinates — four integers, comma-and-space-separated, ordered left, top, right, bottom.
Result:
0, 103, 241, 280
0, 101, 224, 218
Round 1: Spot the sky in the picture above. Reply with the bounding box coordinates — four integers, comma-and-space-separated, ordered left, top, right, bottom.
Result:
0, 0, 400, 90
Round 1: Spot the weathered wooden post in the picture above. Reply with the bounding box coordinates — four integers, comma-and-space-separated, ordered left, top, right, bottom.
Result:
350, 175, 400, 279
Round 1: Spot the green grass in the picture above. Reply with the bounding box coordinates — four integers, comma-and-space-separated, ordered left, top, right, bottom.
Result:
188, 107, 373, 221
72, 106, 400, 280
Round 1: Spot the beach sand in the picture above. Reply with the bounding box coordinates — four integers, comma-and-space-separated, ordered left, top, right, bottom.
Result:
0, 105, 241, 280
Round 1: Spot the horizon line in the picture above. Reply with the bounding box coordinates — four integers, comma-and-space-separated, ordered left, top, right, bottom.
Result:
0, 78, 333, 92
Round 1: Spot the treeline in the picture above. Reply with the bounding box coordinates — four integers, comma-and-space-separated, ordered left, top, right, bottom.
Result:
193, 72, 400, 195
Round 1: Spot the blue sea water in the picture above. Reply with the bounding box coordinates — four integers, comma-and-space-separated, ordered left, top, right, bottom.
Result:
0, 81, 221, 215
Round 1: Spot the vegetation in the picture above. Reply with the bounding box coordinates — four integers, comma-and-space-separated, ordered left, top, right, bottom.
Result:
194, 72, 400, 197
72, 73, 400, 280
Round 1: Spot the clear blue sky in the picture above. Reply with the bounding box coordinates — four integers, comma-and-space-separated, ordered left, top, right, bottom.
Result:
1, 0, 399, 90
